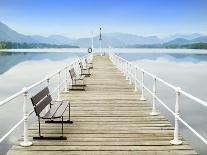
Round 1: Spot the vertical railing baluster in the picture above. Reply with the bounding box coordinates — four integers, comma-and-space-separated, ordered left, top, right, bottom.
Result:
45, 77, 50, 113
170, 87, 182, 145
119, 59, 121, 70
140, 70, 146, 101
134, 67, 138, 92
150, 76, 158, 115
122, 59, 123, 73
56, 71, 62, 102
129, 63, 132, 84
64, 67, 69, 93
117, 58, 119, 67
126, 62, 129, 80
123, 60, 126, 77
121, 60, 124, 74
20, 88, 32, 147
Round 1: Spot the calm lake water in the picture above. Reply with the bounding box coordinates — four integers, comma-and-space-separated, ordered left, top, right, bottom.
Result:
0, 48, 207, 155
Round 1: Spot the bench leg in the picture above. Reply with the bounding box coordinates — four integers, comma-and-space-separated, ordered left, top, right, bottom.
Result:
34, 117, 67, 140
61, 116, 63, 137
38, 117, 41, 137
69, 80, 86, 91
68, 104, 73, 123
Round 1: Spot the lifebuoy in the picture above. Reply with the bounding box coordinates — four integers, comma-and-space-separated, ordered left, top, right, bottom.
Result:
88, 48, 92, 53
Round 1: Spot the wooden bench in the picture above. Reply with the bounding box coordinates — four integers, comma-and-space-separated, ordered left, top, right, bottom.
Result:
85, 58, 93, 69
79, 61, 91, 77
31, 87, 73, 140
69, 68, 86, 91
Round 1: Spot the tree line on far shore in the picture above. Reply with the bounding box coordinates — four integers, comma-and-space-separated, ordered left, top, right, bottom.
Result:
1, 41, 207, 50
0, 41, 79, 49
127, 42, 207, 49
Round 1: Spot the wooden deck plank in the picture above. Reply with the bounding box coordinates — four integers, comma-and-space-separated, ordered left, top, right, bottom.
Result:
7, 55, 197, 155
7, 150, 197, 155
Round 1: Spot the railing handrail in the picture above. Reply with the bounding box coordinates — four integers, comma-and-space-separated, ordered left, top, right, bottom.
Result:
110, 52, 207, 146
0, 53, 92, 145
113, 53, 207, 107
118, 54, 207, 108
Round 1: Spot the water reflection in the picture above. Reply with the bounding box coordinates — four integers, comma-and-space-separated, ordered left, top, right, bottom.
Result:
0, 52, 85, 100
0, 52, 84, 74
118, 52, 207, 63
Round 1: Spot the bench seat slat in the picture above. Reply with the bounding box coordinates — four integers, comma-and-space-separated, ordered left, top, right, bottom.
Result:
81, 68, 88, 71
76, 75, 85, 80
53, 101, 69, 118
42, 102, 62, 119
42, 101, 69, 119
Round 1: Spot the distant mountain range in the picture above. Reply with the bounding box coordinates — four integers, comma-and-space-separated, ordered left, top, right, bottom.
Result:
165, 36, 207, 46
164, 33, 203, 42
0, 21, 207, 48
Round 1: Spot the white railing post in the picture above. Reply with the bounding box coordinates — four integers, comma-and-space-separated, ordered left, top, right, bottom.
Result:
150, 76, 158, 115
123, 61, 126, 77
20, 88, 32, 147
46, 77, 50, 88
126, 62, 129, 80
170, 87, 182, 145
140, 70, 146, 101
121, 60, 123, 74
64, 67, 69, 93
118, 59, 120, 70
134, 67, 138, 92
111, 53, 113, 62
129, 64, 132, 84
45, 77, 50, 113
56, 71, 62, 102
117, 58, 118, 67
119, 59, 121, 70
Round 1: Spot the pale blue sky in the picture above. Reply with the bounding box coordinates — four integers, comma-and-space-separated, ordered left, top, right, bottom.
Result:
0, 0, 206, 38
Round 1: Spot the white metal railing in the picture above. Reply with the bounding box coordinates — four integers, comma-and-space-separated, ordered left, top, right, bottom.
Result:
0, 53, 93, 146
109, 52, 207, 145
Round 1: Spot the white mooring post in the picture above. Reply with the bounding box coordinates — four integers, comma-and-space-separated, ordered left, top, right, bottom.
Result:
134, 67, 138, 92
150, 76, 158, 116
56, 71, 62, 102
20, 88, 32, 147
170, 87, 182, 145
140, 71, 146, 101
64, 67, 69, 93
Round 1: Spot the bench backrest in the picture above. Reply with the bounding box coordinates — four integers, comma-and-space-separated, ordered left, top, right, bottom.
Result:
31, 87, 52, 116
69, 68, 77, 79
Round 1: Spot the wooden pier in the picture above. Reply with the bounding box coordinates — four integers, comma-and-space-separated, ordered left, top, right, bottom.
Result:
7, 55, 197, 155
